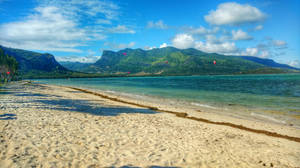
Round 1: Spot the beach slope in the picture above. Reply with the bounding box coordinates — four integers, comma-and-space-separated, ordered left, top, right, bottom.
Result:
0, 82, 299, 167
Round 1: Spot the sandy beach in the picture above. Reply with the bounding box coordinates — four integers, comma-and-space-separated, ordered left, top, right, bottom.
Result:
0, 82, 300, 168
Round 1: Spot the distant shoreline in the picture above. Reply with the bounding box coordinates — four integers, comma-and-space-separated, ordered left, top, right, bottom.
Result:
24, 72, 300, 80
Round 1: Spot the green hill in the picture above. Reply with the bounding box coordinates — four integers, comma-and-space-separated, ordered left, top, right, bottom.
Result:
0, 45, 298, 79
86, 47, 298, 75
0, 45, 72, 78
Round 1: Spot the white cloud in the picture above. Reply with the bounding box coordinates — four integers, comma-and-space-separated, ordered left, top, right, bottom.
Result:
204, 2, 266, 25
56, 55, 101, 63
228, 47, 272, 58
242, 47, 259, 56
288, 60, 300, 68
159, 43, 168, 48
0, 0, 122, 52
194, 41, 237, 54
254, 25, 263, 31
147, 20, 168, 29
108, 25, 135, 34
39, 0, 120, 20
232, 29, 253, 40
171, 33, 238, 54
170, 32, 283, 58
272, 40, 286, 47
0, 6, 87, 52
104, 41, 135, 50
172, 33, 195, 49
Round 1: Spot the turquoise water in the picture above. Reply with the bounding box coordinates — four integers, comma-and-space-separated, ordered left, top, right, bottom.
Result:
35, 74, 300, 116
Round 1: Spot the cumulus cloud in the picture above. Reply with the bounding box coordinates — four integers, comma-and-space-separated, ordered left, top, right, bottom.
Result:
231, 29, 253, 40
170, 32, 284, 59
104, 41, 135, 50
108, 25, 135, 34
242, 47, 259, 56
0, 6, 87, 52
194, 41, 237, 54
204, 2, 266, 25
147, 20, 168, 29
159, 43, 168, 48
171, 33, 238, 54
170, 30, 287, 58
0, 0, 122, 52
171, 33, 195, 49
230, 46, 272, 58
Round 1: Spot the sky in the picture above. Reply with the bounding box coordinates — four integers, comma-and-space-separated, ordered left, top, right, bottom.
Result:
0, 0, 299, 67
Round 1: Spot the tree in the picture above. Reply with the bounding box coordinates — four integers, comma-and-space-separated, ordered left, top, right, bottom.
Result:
0, 48, 18, 83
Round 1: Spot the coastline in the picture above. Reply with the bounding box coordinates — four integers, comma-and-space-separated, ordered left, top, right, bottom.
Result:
52, 81, 300, 138
67, 86, 300, 143
34, 74, 300, 129
1, 81, 300, 167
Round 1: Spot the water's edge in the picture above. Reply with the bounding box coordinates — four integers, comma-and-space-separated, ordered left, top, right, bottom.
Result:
61, 84, 300, 143
33, 74, 300, 126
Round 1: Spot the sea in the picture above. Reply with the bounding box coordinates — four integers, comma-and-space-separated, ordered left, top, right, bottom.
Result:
34, 73, 300, 126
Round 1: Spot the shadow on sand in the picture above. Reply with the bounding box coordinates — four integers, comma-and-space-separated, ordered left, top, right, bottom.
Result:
33, 98, 157, 116
0, 113, 17, 120
10, 88, 157, 116
15, 92, 62, 98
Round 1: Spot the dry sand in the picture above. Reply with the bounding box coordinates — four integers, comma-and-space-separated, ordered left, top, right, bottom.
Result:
0, 82, 300, 168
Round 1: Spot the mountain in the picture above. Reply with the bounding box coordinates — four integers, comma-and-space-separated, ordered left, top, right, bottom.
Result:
59, 61, 92, 72
0, 45, 298, 78
0, 45, 71, 78
238, 56, 299, 70
83, 47, 299, 75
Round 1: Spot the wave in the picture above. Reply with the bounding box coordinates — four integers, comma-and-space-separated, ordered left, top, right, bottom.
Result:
191, 102, 218, 109
104, 90, 117, 94
251, 112, 286, 124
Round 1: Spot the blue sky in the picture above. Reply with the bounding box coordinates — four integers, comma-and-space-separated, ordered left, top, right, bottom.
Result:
0, 0, 299, 67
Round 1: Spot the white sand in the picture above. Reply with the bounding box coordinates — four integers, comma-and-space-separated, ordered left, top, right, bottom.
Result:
0, 82, 299, 167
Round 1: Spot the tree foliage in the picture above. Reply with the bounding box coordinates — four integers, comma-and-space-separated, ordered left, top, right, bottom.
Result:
0, 48, 18, 82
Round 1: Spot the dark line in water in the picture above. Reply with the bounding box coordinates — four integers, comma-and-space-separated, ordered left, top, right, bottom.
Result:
66, 86, 300, 143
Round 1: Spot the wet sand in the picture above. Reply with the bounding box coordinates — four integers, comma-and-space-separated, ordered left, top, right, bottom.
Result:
0, 82, 299, 167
